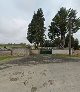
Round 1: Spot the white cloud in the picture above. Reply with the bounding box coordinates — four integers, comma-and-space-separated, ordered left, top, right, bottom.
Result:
0, 17, 28, 43
14, 0, 38, 13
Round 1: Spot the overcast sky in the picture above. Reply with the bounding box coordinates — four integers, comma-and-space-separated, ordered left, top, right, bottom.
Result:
0, 0, 80, 44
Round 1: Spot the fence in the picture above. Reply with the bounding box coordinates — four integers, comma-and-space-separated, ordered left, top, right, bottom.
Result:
0, 48, 80, 56
52, 49, 73, 55
0, 47, 30, 56
40, 49, 52, 54
12, 47, 30, 56
0, 50, 12, 55
30, 49, 40, 55
72, 50, 80, 55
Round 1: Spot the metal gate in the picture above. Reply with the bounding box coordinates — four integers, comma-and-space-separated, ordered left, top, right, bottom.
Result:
40, 49, 52, 54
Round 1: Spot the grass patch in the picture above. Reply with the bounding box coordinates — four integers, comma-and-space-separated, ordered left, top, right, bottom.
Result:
0, 56, 15, 60
0, 56, 21, 64
52, 54, 80, 59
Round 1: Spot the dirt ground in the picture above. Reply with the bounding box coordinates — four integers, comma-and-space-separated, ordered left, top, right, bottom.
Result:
0, 55, 80, 92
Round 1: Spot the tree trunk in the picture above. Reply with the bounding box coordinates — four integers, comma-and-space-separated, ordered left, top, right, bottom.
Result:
34, 42, 39, 49
36, 43, 39, 49
61, 35, 65, 49
34, 43, 36, 49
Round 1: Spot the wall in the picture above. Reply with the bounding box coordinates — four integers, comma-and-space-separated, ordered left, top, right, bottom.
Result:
73, 50, 80, 55
30, 49, 73, 55
0, 47, 30, 56
0, 50, 11, 55
12, 47, 30, 56
52, 49, 73, 55
0, 48, 78, 56
30, 49, 40, 55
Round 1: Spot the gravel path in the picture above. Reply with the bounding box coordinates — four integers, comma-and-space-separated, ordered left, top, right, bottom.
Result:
6, 55, 80, 65
0, 55, 80, 92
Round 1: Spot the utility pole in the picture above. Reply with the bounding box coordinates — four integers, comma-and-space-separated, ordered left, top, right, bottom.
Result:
69, 19, 71, 56
69, 28, 71, 56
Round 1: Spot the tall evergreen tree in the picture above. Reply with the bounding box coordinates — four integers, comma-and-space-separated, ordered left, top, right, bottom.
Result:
48, 7, 80, 48
48, 7, 68, 48
67, 9, 80, 34
27, 8, 46, 49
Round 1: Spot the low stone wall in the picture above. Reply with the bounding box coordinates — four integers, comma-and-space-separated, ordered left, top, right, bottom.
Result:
30, 49, 73, 55
12, 47, 30, 56
1, 48, 78, 56
30, 49, 40, 55
0, 47, 30, 56
0, 50, 12, 55
73, 50, 80, 55
52, 49, 73, 55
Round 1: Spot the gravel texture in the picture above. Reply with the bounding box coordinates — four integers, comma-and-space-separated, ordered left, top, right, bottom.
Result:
0, 55, 80, 92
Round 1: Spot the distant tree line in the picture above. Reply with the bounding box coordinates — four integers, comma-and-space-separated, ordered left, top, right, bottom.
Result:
41, 35, 79, 50
27, 7, 80, 50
